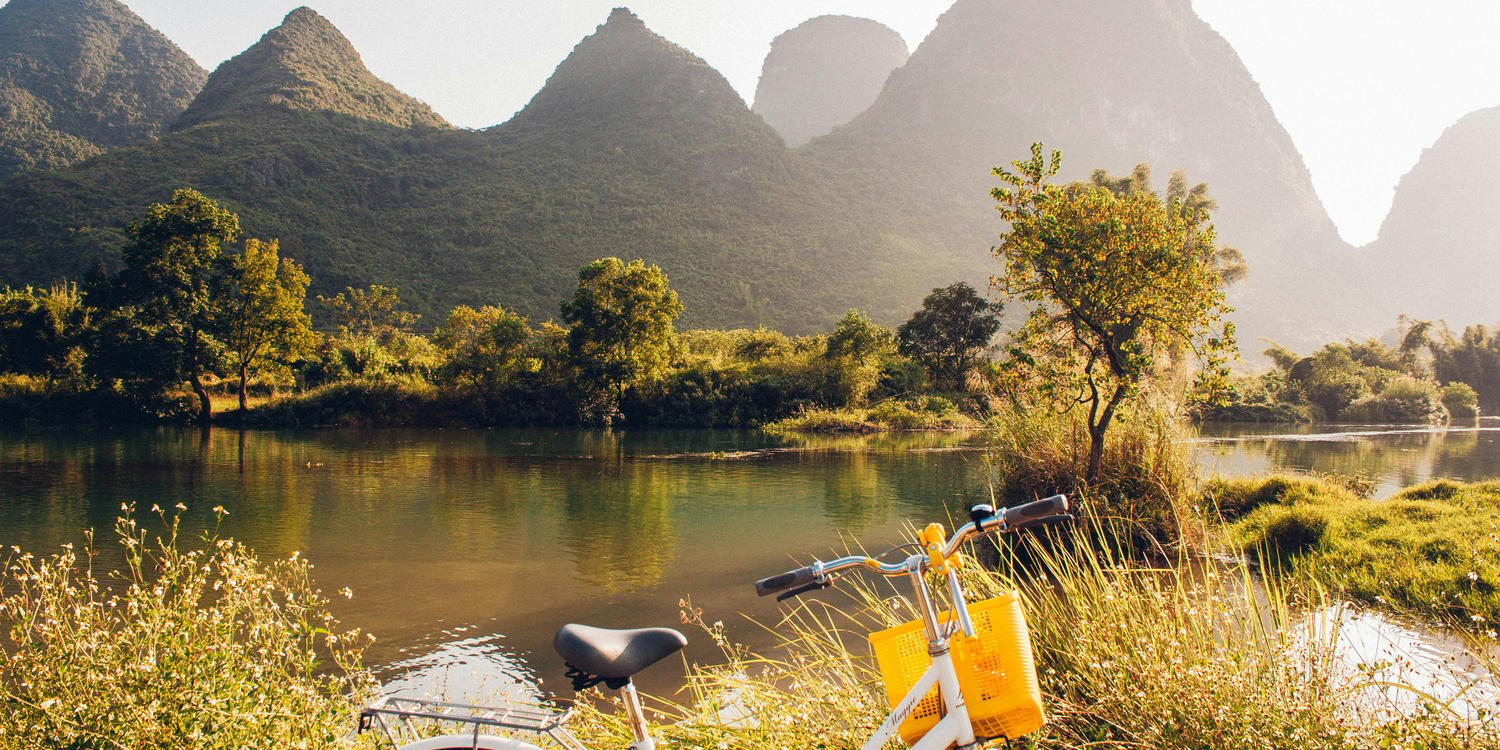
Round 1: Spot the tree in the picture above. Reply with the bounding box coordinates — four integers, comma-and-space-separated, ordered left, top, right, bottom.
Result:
98, 188, 241, 424
0, 284, 90, 381
824, 308, 895, 406
316, 284, 418, 339
433, 304, 532, 398
219, 239, 314, 412
993, 145, 1237, 481
896, 282, 1003, 390
560, 258, 683, 417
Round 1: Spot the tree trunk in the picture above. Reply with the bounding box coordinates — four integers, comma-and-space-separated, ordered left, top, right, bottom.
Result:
1085, 384, 1130, 482
238, 363, 249, 413
190, 370, 212, 425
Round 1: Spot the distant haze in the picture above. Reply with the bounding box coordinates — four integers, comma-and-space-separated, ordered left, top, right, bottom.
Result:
47, 0, 1500, 246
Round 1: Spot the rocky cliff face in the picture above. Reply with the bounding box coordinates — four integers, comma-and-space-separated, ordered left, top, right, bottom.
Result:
1365, 106, 1500, 325
752, 16, 908, 147
0, 0, 206, 178
174, 7, 446, 131
808, 0, 1364, 348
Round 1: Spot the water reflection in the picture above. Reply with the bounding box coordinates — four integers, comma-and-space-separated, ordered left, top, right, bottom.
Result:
5, 423, 1500, 696
1190, 422, 1500, 497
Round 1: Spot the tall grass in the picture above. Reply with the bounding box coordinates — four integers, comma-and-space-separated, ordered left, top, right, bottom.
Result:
986, 405, 1196, 550
0, 508, 374, 750
567, 522, 1495, 749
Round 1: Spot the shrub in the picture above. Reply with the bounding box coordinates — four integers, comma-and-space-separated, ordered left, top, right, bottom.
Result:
0, 509, 373, 749
1340, 374, 1447, 424
1442, 381, 1481, 419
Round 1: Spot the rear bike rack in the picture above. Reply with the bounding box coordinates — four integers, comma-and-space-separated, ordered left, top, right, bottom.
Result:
359, 695, 587, 750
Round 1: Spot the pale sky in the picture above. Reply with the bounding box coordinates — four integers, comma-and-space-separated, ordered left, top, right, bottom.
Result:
105, 0, 1500, 247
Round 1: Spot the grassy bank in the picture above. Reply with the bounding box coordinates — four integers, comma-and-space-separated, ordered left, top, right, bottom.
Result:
568, 523, 1494, 749
1213, 476, 1500, 630
765, 396, 980, 433
0, 509, 373, 750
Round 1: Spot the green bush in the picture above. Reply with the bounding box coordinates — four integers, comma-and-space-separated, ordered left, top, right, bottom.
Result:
1340, 374, 1447, 424
0, 509, 373, 749
1442, 381, 1481, 419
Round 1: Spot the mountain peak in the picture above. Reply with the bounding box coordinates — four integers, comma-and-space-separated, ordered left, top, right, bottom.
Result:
174, 6, 446, 131
752, 15, 908, 147
605, 7, 645, 27
504, 7, 779, 154
0, 0, 206, 178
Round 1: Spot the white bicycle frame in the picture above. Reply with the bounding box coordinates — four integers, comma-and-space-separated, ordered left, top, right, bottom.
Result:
859, 555, 986, 750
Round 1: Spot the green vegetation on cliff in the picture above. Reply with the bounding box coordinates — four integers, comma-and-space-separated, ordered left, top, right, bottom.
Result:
0, 0, 206, 179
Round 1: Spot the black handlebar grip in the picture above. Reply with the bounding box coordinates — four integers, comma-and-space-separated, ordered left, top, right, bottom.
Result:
755, 565, 818, 597
1003, 494, 1068, 528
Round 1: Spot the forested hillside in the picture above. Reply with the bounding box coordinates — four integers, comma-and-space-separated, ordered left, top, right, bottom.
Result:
0, 0, 205, 179
0, 1, 1389, 347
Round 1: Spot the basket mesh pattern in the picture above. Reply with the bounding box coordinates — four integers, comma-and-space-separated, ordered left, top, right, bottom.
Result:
869, 591, 1044, 744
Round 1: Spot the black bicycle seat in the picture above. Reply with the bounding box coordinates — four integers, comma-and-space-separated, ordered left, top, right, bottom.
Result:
552, 623, 687, 680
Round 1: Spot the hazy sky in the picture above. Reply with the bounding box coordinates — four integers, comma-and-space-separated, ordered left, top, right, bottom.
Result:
109, 0, 1500, 247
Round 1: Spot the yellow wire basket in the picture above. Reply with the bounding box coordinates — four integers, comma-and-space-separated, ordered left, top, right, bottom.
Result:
868, 590, 1045, 745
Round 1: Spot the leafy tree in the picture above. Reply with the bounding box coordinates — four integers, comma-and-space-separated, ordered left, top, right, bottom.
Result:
310, 284, 437, 383
824, 308, 895, 406
560, 258, 683, 418
1430, 324, 1500, 414
96, 188, 241, 424
0, 283, 90, 381
433, 304, 532, 398
317, 284, 417, 338
993, 145, 1237, 480
219, 239, 314, 412
896, 282, 1003, 390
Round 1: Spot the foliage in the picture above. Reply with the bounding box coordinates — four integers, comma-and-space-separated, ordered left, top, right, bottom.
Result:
1188, 372, 1313, 422
1339, 373, 1446, 424
1442, 381, 1481, 419
317, 284, 418, 338
432, 304, 533, 398
895, 281, 1002, 390
1217, 334, 1461, 424
992, 145, 1236, 480
561, 257, 683, 419
0, 508, 373, 749
766, 396, 978, 433
1227, 477, 1500, 629
1430, 323, 1500, 415
218, 239, 314, 412
0, 284, 89, 382
89, 188, 242, 424
823, 309, 895, 407
985, 405, 1193, 549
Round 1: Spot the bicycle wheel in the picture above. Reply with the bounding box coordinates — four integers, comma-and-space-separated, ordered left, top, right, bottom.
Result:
399, 735, 543, 750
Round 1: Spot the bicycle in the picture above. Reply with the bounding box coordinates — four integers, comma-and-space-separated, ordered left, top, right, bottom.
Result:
359, 494, 1069, 750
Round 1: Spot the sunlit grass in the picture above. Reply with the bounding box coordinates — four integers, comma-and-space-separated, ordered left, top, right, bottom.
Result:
1219, 477, 1500, 630
0, 508, 375, 750
566, 520, 1496, 749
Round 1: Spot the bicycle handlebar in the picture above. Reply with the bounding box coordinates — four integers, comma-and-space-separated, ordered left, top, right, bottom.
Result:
753, 495, 1069, 598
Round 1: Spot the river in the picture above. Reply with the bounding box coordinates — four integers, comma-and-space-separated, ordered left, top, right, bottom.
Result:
1, 422, 1497, 701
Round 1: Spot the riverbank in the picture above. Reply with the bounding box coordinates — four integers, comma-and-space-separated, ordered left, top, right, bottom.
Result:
7, 483, 1495, 749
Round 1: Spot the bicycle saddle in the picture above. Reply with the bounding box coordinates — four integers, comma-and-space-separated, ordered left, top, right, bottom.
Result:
552, 623, 687, 681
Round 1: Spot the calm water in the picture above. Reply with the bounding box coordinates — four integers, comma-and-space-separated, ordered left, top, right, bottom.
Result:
1, 422, 1497, 699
